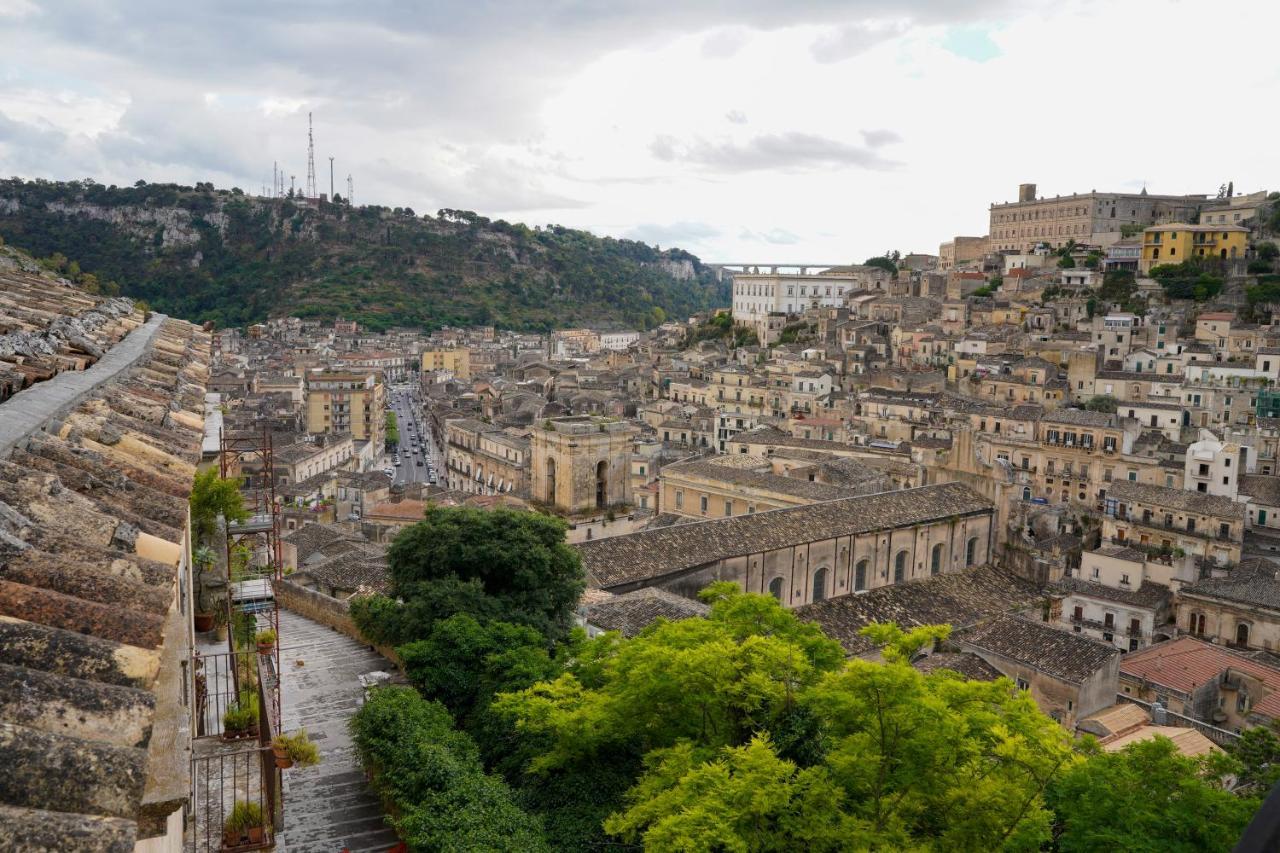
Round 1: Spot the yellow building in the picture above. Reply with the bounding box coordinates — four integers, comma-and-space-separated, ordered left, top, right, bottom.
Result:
304, 369, 386, 446
420, 348, 471, 379
1141, 223, 1248, 273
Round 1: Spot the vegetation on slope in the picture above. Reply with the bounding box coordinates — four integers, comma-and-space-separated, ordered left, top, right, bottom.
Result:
0, 178, 728, 332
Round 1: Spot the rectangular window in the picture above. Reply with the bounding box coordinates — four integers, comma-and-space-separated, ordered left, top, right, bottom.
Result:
675, 490, 683, 509
700, 495, 708, 513
724, 500, 733, 517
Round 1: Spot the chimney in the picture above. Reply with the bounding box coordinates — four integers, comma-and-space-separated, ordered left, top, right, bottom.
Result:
1151, 701, 1168, 725
1018, 183, 1037, 203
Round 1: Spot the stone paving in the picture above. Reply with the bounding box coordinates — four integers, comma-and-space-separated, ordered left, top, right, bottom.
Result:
276, 608, 401, 853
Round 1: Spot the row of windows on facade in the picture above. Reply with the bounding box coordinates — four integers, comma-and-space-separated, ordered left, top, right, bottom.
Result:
764, 538, 982, 603
1188, 611, 1253, 648
992, 205, 1130, 223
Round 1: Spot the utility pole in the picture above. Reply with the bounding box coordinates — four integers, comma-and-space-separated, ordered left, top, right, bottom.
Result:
347, 174, 353, 207
290, 175, 296, 197
272, 161, 278, 199
329, 156, 335, 201
304, 112, 318, 200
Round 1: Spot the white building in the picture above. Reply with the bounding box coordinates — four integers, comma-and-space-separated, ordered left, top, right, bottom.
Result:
731, 267, 890, 334
599, 331, 641, 351
1183, 430, 1244, 498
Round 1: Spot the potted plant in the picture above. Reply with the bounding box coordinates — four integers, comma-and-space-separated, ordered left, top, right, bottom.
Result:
221, 692, 259, 740
255, 628, 277, 655
222, 799, 265, 848
271, 730, 321, 770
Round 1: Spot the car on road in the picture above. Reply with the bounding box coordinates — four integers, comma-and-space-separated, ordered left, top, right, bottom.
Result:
394, 457, 401, 466
416, 459, 424, 466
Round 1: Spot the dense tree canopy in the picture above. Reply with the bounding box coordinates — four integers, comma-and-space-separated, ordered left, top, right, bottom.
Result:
351, 506, 586, 644
1047, 737, 1257, 853
0, 177, 728, 332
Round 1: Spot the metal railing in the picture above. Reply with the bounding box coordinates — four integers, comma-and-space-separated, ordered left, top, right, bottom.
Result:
1115, 694, 1240, 746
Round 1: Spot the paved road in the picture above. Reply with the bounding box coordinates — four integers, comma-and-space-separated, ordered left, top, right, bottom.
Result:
385, 384, 441, 487
277, 609, 401, 853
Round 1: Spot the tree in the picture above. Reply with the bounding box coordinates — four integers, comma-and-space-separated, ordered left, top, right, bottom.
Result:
1058, 254, 1076, 269
189, 468, 248, 545
604, 736, 848, 851
521, 615, 1075, 850
385, 410, 398, 450
1084, 395, 1119, 413
1047, 737, 1257, 852
495, 584, 845, 774
397, 613, 560, 725
353, 506, 586, 644
864, 255, 898, 276
1227, 726, 1280, 791
1257, 241, 1279, 262
1084, 251, 1102, 270
350, 686, 548, 851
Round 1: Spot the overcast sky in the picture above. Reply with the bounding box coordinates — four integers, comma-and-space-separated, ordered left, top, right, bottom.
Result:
1, 0, 1276, 263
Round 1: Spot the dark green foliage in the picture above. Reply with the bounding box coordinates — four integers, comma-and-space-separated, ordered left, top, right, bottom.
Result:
397, 614, 559, 723
685, 312, 758, 347
1084, 395, 1119, 413
0, 178, 728, 332
353, 506, 585, 645
350, 686, 547, 851
1227, 726, 1280, 791
1058, 254, 1076, 268
1258, 241, 1279, 262
1047, 737, 1257, 853
1150, 260, 1224, 302
189, 468, 248, 545
863, 255, 898, 275
971, 285, 995, 297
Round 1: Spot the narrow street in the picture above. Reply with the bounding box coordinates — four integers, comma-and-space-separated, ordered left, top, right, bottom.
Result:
276, 609, 401, 853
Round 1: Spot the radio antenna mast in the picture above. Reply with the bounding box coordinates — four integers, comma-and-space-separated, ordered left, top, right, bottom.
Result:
347, 173, 353, 207
305, 112, 317, 200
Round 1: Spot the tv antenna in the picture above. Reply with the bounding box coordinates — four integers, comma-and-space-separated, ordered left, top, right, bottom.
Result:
347, 174, 353, 207
305, 112, 317, 200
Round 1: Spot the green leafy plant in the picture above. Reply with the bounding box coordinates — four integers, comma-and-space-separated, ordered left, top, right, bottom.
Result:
223, 799, 264, 837
273, 730, 321, 767
254, 628, 277, 647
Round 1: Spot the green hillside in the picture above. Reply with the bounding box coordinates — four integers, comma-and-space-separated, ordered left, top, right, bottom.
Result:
0, 178, 727, 332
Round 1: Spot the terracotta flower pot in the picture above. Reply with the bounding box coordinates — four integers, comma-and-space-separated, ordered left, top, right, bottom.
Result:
256, 641, 274, 656
246, 826, 264, 844
272, 744, 293, 769
194, 613, 214, 632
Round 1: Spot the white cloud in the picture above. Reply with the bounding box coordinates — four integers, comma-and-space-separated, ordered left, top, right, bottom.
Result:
0, 0, 1276, 264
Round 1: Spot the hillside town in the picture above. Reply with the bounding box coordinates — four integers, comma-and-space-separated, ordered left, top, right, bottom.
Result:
6, 179, 1280, 850
194, 181, 1280, 731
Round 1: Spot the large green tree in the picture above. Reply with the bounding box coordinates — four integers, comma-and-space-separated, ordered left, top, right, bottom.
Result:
1047, 737, 1257, 852
351, 506, 585, 644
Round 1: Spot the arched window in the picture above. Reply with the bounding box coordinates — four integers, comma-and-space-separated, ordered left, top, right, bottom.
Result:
1022, 486, 1031, 501
931, 543, 944, 576
768, 576, 784, 601
894, 550, 908, 583
595, 460, 608, 509
1191, 612, 1206, 636
966, 536, 979, 566
854, 559, 868, 592
545, 457, 556, 504
811, 567, 828, 603
1237, 622, 1251, 648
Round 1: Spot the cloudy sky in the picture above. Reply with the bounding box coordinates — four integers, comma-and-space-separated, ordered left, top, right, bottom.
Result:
1, 0, 1276, 263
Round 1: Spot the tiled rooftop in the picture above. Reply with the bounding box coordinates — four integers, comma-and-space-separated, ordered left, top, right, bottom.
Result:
0, 273, 209, 848
583, 587, 710, 637
795, 564, 1042, 656
957, 613, 1118, 684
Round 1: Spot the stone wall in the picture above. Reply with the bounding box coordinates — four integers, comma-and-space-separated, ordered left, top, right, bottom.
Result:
273, 579, 400, 666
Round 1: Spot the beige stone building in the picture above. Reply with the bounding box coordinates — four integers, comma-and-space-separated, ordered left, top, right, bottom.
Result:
444, 417, 530, 496
304, 369, 386, 447
1103, 480, 1244, 568
1179, 558, 1280, 653
420, 347, 471, 379
988, 182, 1205, 253
530, 416, 640, 514
576, 482, 994, 608
658, 455, 889, 519
938, 235, 989, 271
